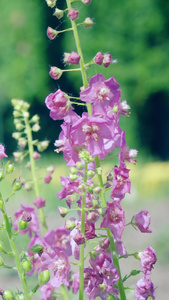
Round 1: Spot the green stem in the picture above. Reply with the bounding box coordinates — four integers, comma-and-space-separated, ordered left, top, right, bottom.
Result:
24, 115, 48, 233
1, 207, 31, 300
65, 0, 92, 116
60, 284, 69, 300
79, 162, 87, 300
107, 229, 126, 300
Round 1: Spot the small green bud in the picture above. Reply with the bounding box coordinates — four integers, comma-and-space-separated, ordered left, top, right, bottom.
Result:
30, 114, 39, 123
18, 138, 27, 148
53, 8, 64, 19
98, 284, 106, 293
21, 259, 32, 272
0, 255, 4, 266
37, 141, 49, 152
15, 292, 25, 300
32, 124, 40, 132
70, 167, 78, 174
5, 162, 14, 174
96, 167, 102, 175
38, 270, 50, 285
13, 152, 23, 163
23, 112, 29, 118
46, 0, 57, 8
15, 123, 24, 131
69, 174, 78, 181
134, 252, 140, 260
13, 110, 21, 117
13, 179, 22, 191
87, 170, 95, 177
12, 132, 22, 140
18, 220, 29, 231
28, 244, 44, 254
65, 219, 76, 230
3, 290, 15, 300
76, 161, 83, 169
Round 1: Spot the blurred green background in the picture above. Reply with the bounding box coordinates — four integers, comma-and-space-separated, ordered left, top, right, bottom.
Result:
0, 0, 169, 298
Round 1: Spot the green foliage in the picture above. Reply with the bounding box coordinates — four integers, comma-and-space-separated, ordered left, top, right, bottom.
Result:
0, 0, 49, 105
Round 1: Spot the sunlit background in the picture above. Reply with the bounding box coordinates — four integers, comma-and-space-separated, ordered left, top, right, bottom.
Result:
0, 0, 169, 298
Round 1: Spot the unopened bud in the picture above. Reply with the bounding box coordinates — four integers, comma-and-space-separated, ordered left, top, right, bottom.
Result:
30, 114, 39, 123
15, 292, 25, 300
3, 289, 15, 300
73, 233, 85, 245
15, 123, 24, 131
21, 258, 32, 272
32, 124, 40, 132
83, 17, 93, 28
70, 167, 78, 174
53, 8, 64, 19
103, 53, 111, 68
0, 256, 4, 266
38, 270, 50, 285
0, 200, 4, 210
0, 241, 4, 252
37, 141, 49, 152
49, 66, 63, 80
18, 138, 27, 148
45, 0, 57, 8
0, 170, 5, 182
47, 27, 58, 40
28, 244, 44, 254
87, 170, 95, 177
70, 174, 78, 181
13, 179, 22, 191
12, 132, 22, 140
67, 8, 79, 20
58, 206, 69, 218
76, 161, 83, 169
21, 211, 32, 222
18, 220, 29, 231
32, 151, 41, 160
65, 219, 76, 230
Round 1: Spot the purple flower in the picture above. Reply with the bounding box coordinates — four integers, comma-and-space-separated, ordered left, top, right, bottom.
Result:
139, 246, 157, 275
46, 27, 58, 40
14, 204, 39, 237
33, 197, 46, 209
49, 66, 63, 80
41, 248, 70, 287
54, 122, 80, 166
119, 131, 138, 166
80, 74, 120, 118
134, 210, 152, 233
110, 165, 131, 201
94, 52, 104, 65
103, 53, 111, 68
135, 276, 155, 300
0, 144, 7, 160
101, 201, 125, 241
71, 113, 113, 158
57, 176, 80, 200
39, 282, 55, 300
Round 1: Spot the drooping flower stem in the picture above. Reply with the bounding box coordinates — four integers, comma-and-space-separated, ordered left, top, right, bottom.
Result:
23, 114, 48, 233
1, 205, 31, 300
65, 0, 92, 116
79, 162, 88, 300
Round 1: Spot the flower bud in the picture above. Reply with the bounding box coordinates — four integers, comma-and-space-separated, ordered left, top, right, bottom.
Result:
70, 167, 78, 174
21, 211, 32, 222
49, 66, 63, 80
18, 220, 29, 231
93, 186, 102, 194
38, 270, 50, 285
70, 174, 78, 181
12, 179, 22, 191
33, 197, 46, 209
15, 123, 24, 131
67, 8, 79, 20
76, 161, 83, 169
58, 206, 69, 217
47, 27, 58, 40
32, 124, 40, 132
13, 152, 23, 163
32, 151, 41, 160
65, 219, 76, 230
87, 170, 95, 177
53, 8, 64, 19
18, 138, 27, 148
73, 232, 85, 245
45, 0, 57, 8
28, 244, 44, 254
37, 141, 49, 152
64, 51, 81, 65
94, 51, 104, 65
15, 292, 25, 300
103, 53, 111, 68
87, 212, 99, 223
81, 0, 91, 4
30, 114, 39, 123
44, 173, 52, 184
3, 290, 15, 300
83, 17, 93, 28
21, 258, 32, 272
12, 132, 22, 140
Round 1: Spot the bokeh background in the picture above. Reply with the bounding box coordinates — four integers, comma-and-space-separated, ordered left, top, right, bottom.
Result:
0, 0, 169, 298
